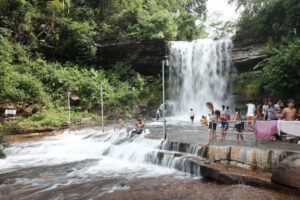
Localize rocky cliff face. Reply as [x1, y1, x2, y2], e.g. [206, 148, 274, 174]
[98, 39, 166, 75]
[232, 42, 267, 73]
[97, 39, 267, 75]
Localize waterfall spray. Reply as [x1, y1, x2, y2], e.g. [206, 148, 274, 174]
[168, 39, 233, 116]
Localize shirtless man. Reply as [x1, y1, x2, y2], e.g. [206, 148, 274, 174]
[275, 99, 297, 121]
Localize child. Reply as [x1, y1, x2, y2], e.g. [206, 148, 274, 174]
[234, 108, 243, 141]
[189, 108, 195, 126]
[241, 112, 247, 130]
[201, 116, 208, 126]
[220, 114, 228, 141]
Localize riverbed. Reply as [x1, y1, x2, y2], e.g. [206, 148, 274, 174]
[0, 128, 298, 200]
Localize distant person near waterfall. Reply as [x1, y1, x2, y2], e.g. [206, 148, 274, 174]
[156, 109, 160, 122]
[189, 108, 195, 126]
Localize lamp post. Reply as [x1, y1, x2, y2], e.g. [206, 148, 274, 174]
[67, 91, 71, 133]
[101, 80, 104, 133]
[162, 56, 169, 140]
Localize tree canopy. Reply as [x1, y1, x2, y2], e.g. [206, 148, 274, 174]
[230, 0, 300, 42]
[0, 0, 207, 63]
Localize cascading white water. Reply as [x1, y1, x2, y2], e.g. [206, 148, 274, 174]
[168, 39, 233, 116]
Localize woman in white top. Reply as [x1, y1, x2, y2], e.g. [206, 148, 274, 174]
[206, 102, 217, 145]
[189, 108, 195, 126]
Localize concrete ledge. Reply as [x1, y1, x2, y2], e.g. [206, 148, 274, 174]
[159, 140, 300, 171]
[148, 151, 300, 196]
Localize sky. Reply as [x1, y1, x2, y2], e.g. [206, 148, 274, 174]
[206, 0, 240, 21]
[203, 0, 241, 38]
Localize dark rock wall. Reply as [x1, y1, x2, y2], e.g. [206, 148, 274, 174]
[98, 39, 167, 75]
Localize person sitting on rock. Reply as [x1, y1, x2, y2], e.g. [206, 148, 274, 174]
[129, 119, 144, 137]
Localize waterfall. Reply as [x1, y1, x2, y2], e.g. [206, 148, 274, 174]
[168, 39, 233, 116]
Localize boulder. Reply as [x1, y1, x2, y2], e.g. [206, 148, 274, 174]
[23, 104, 40, 116]
[81, 117, 92, 124]
[271, 154, 300, 189]
[132, 101, 141, 115]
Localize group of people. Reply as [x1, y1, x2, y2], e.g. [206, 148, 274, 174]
[204, 102, 246, 144]
[188, 103, 246, 144]
[201, 99, 299, 144]
[260, 99, 299, 121]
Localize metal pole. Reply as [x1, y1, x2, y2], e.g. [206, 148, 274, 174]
[68, 91, 71, 133]
[101, 80, 104, 133]
[162, 60, 166, 140]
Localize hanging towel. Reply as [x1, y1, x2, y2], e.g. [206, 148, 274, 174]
[277, 121, 300, 137]
[254, 120, 278, 140]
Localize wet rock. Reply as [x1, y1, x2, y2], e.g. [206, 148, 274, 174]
[23, 104, 40, 116]
[98, 39, 165, 75]
[81, 117, 92, 124]
[61, 122, 70, 128]
[132, 102, 141, 115]
[271, 154, 300, 189]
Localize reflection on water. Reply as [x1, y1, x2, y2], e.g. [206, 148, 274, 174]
[0, 128, 297, 200]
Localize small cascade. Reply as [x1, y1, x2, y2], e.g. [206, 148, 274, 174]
[0, 129, 208, 180]
[145, 151, 202, 177]
[159, 140, 207, 157]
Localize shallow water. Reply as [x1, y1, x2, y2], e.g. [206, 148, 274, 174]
[0, 128, 297, 200]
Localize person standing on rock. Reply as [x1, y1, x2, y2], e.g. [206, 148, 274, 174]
[267, 100, 277, 121]
[206, 102, 217, 145]
[220, 113, 228, 141]
[245, 102, 256, 131]
[234, 108, 244, 141]
[263, 101, 269, 121]
[189, 108, 195, 126]
[156, 109, 160, 122]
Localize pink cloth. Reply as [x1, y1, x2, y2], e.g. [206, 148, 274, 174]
[277, 121, 300, 137]
[254, 120, 278, 140]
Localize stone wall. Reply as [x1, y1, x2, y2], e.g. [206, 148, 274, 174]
[160, 140, 300, 172]
[207, 142, 300, 171]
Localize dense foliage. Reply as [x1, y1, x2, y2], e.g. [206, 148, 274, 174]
[233, 34, 300, 98]
[0, 33, 161, 130]
[0, 0, 208, 132]
[0, 0, 207, 63]
[230, 0, 300, 42]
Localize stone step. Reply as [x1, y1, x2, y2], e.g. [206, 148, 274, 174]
[147, 150, 300, 196]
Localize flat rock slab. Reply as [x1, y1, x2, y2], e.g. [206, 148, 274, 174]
[271, 154, 300, 189]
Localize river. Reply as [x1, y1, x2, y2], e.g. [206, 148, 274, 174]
[0, 128, 297, 200]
